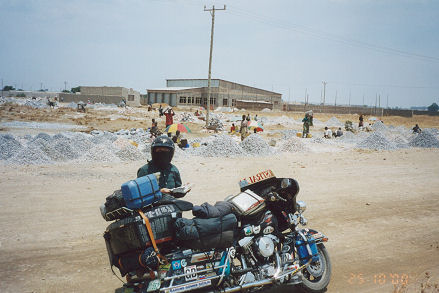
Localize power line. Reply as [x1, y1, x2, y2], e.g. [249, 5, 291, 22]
[226, 5, 439, 62]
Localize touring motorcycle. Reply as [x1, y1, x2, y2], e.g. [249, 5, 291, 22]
[101, 170, 331, 293]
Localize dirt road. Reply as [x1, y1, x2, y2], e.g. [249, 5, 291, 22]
[0, 149, 438, 292]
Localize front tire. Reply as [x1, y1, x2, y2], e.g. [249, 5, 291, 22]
[299, 244, 331, 293]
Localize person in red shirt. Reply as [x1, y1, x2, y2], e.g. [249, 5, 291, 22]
[164, 108, 175, 128]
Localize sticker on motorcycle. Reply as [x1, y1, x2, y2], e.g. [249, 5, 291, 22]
[181, 259, 187, 268]
[172, 260, 181, 270]
[240, 170, 275, 187]
[168, 279, 211, 293]
[147, 279, 161, 292]
[184, 265, 197, 281]
[263, 226, 274, 234]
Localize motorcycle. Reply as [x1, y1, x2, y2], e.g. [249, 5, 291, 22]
[103, 170, 331, 293]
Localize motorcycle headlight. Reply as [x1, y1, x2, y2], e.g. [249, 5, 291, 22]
[281, 178, 291, 189]
[296, 200, 307, 213]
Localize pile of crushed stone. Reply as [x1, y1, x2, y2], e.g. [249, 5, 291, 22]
[192, 135, 243, 157]
[0, 134, 23, 160]
[277, 137, 307, 152]
[408, 132, 439, 148]
[207, 114, 224, 131]
[1, 96, 49, 109]
[1, 130, 152, 165]
[356, 132, 396, 150]
[281, 129, 298, 140]
[241, 134, 273, 156]
[325, 117, 343, 127]
[371, 121, 388, 132]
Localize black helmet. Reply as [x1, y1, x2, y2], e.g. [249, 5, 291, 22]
[151, 135, 175, 169]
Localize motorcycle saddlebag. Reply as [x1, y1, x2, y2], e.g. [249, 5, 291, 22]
[121, 174, 162, 209]
[174, 213, 237, 250]
[105, 204, 181, 256]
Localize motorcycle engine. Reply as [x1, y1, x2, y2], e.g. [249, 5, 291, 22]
[255, 236, 275, 258]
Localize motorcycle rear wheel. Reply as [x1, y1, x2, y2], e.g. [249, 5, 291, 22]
[299, 244, 331, 293]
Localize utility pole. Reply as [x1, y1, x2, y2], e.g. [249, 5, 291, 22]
[64, 81, 67, 91]
[335, 90, 337, 107]
[362, 94, 364, 106]
[375, 94, 378, 116]
[322, 81, 327, 105]
[204, 5, 226, 127]
[386, 94, 389, 109]
[1, 78, 3, 97]
[348, 90, 351, 114]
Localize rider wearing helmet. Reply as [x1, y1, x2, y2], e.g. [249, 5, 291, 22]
[137, 135, 182, 195]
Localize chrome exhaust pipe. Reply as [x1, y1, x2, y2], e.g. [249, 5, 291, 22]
[215, 278, 274, 293]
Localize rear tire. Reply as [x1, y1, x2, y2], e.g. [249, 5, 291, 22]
[299, 244, 331, 293]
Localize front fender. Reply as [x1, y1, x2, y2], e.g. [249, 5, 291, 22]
[305, 228, 329, 244]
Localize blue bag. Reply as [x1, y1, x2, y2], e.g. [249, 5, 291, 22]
[121, 174, 162, 209]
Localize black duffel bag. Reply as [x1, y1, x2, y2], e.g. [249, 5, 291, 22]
[174, 213, 237, 249]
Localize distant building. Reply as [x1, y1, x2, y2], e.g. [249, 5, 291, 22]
[146, 79, 282, 109]
[59, 86, 141, 107]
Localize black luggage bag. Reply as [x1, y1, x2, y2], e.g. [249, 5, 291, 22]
[174, 213, 238, 250]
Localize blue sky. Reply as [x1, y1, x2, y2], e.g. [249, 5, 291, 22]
[1, 0, 438, 108]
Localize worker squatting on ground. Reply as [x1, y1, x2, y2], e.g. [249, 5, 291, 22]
[413, 124, 422, 134]
[324, 127, 332, 139]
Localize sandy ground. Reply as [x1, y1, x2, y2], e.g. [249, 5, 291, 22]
[0, 149, 438, 293]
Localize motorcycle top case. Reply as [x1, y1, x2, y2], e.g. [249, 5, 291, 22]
[121, 174, 162, 209]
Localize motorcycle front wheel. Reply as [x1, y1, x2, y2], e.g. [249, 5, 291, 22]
[299, 244, 331, 293]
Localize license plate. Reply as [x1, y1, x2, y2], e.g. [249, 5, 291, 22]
[147, 279, 161, 292]
[184, 265, 197, 281]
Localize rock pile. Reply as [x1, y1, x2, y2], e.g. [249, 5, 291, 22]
[195, 135, 243, 157]
[408, 132, 439, 148]
[0, 134, 23, 160]
[371, 121, 388, 132]
[207, 114, 224, 131]
[278, 137, 307, 152]
[325, 117, 343, 127]
[241, 134, 273, 156]
[357, 132, 396, 150]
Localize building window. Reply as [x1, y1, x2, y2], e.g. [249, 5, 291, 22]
[223, 99, 228, 106]
[232, 99, 236, 106]
[210, 97, 216, 105]
[188, 97, 194, 104]
[128, 95, 134, 101]
[196, 97, 201, 104]
[179, 96, 187, 104]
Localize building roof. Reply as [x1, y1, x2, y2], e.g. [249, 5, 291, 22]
[166, 78, 282, 95]
[236, 99, 273, 104]
[147, 87, 202, 91]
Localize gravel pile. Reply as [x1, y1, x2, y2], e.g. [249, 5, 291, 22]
[0, 97, 49, 109]
[261, 108, 272, 112]
[241, 134, 273, 156]
[338, 131, 356, 142]
[391, 136, 409, 149]
[115, 145, 145, 161]
[178, 113, 195, 122]
[0, 134, 23, 160]
[408, 132, 439, 148]
[195, 135, 244, 157]
[325, 117, 343, 127]
[207, 114, 224, 131]
[371, 121, 388, 132]
[278, 137, 307, 152]
[281, 129, 298, 140]
[357, 132, 396, 150]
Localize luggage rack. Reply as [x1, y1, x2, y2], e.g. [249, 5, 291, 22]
[105, 207, 134, 221]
